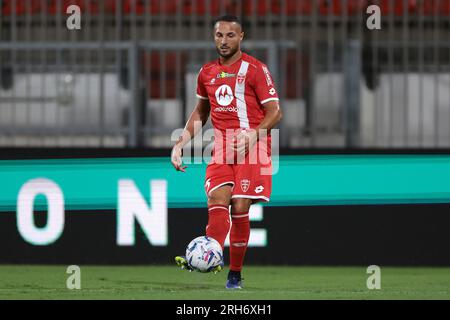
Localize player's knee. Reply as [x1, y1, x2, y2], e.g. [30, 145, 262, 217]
[207, 185, 232, 207]
[231, 198, 252, 214]
[207, 195, 230, 207]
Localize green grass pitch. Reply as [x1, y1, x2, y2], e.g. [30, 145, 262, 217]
[0, 265, 449, 300]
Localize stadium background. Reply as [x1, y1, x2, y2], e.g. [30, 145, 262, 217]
[1, 0, 450, 299]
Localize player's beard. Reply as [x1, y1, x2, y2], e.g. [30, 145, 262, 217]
[217, 45, 239, 59]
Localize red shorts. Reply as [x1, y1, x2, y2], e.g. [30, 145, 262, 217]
[204, 160, 272, 203]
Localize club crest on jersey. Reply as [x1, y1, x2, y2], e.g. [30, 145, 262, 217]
[237, 73, 246, 85]
[240, 179, 250, 193]
[217, 71, 236, 79]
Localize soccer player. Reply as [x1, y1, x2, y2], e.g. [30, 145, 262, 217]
[171, 15, 282, 289]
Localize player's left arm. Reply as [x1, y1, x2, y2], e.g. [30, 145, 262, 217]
[234, 100, 282, 155]
[256, 100, 283, 136]
[234, 63, 283, 155]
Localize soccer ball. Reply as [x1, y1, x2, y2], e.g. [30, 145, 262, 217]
[185, 236, 224, 273]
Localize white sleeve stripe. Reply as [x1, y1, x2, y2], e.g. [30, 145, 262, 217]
[260, 97, 280, 105]
[196, 94, 209, 100]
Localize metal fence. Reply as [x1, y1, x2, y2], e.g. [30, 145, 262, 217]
[0, 0, 449, 148]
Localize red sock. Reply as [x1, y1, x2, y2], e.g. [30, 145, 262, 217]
[205, 205, 230, 249]
[229, 212, 250, 272]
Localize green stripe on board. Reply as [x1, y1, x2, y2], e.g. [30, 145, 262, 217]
[1, 155, 449, 211]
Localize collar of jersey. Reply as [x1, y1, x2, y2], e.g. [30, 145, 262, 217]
[218, 52, 244, 68]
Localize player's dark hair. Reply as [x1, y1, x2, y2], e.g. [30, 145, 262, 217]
[213, 15, 242, 29]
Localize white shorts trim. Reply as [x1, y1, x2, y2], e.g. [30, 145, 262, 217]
[196, 94, 209, 100]
[260, 97, 279, 105]
[207, 181, 235, 197]
[231, 195, 270, 202]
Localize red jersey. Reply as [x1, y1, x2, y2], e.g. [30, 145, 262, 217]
[196, 52, 279, 132]
[196, 53, 279, 164]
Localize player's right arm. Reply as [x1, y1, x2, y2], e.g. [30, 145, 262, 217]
[171, 98, 210, 172]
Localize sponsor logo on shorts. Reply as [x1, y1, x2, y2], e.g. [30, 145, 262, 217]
[255, 185, 264, 193]
[205, 178, 211, 192]
[240, 179, 250, 193]
[269, 88, 276, 96]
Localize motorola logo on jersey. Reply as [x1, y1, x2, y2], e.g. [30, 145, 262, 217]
[215, 85, 234, 106]
[213, 106, 238, 113]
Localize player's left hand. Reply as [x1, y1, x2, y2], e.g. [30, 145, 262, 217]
[232, 129, 258, 156]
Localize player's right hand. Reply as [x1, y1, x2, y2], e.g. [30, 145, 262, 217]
[171, 145, 187, 172]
